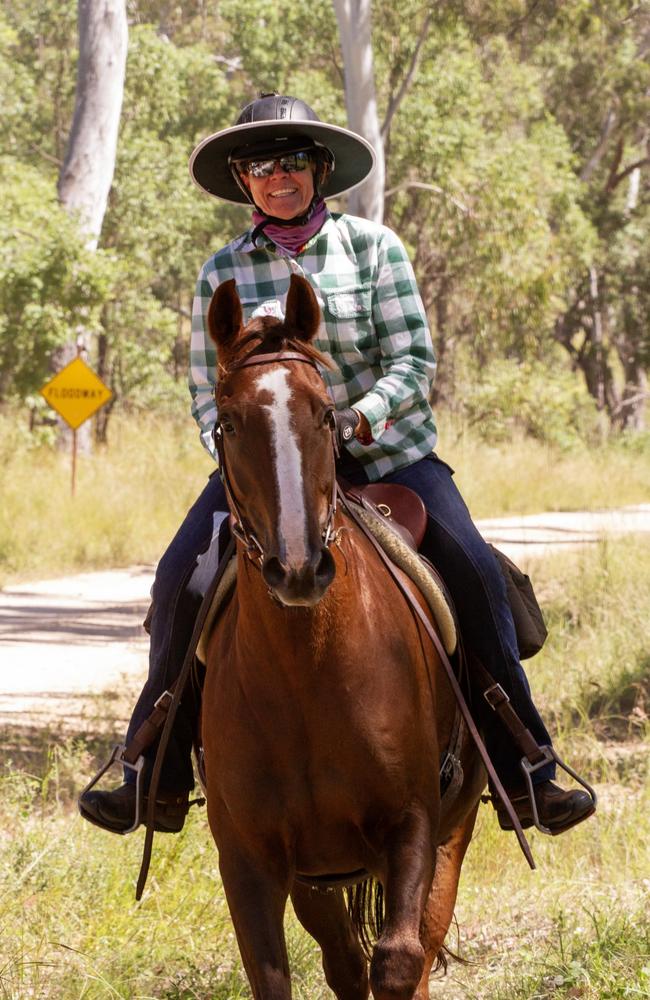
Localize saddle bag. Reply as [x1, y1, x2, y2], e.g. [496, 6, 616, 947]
[490, 546, 548, 659]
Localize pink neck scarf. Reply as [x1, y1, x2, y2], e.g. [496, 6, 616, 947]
[251, 198, 328, 255]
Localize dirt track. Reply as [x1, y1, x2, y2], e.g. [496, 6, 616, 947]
[1, 505, 649, 730]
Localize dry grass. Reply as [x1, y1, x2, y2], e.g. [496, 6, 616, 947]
[1, 539, 649, 998]
[0, 412, 213, 586]
[1, 409, 649, 586]
[442, 423, 650, 518]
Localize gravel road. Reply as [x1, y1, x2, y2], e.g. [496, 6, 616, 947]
[1, 505, 649, 729]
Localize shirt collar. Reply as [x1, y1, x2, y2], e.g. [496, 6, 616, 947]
[233, 208, 334, 255]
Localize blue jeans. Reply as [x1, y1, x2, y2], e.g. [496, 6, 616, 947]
[127, 454, 555, 790]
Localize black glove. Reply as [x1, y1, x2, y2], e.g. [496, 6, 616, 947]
[331, 407, 360, 449]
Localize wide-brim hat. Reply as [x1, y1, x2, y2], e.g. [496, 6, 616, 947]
[189, 118, 376, 204]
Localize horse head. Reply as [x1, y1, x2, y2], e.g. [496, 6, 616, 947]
[208, 274, 337, 607]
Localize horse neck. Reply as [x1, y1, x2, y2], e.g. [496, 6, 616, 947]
[236, 549, 337, 638]
[232, 533, 361, 678]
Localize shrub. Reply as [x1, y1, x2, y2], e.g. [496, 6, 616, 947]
[461, 356, 601, 447]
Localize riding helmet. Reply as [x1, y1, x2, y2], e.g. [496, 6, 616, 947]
[189, 92, 376, 204]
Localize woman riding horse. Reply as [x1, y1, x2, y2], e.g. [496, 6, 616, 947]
[79, 91, 594, 839]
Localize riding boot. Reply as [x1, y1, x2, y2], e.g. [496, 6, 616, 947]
[495, 780, 595, 834]
[79, 783, 191, 834]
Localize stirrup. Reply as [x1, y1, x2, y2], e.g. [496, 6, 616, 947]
[520, 745, 598, 835]
[79, 744, 145, 836]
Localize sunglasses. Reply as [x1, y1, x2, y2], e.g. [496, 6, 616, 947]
[235, 151, 314, 178]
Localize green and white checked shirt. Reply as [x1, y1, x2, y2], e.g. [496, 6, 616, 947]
[189, 211, 438, 482]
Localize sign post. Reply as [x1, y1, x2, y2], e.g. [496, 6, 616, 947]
[40, 357, 113, 495]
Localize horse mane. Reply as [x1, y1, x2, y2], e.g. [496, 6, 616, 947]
[218, 316, 333, 378]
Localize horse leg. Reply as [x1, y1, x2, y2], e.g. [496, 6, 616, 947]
[290, 882, 370, 999]
[413, 805, 479, 1000]
[218, 845, 292, 1000]
[370, 809, 436, 1000]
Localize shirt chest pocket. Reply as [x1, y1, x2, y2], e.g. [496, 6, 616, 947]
[323, 285, 375, 355]
[326, 285, 372, 319]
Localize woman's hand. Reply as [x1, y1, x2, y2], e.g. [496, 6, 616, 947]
[332, 408, 372, 447]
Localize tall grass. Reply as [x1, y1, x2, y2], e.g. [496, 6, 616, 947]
[1, 409, 649, 585]
[429, 536, 650, 998]
[0, 412, 213, 586]
[442, 422, 650, 518]
[525, 536, 650, 757]
[1, 539, 649, 998]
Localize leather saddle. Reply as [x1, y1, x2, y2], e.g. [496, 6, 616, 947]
[340, 481, 427, 550]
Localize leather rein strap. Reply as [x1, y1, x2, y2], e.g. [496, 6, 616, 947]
[135, 535, 236, 901]
[338, 489, 537, 870]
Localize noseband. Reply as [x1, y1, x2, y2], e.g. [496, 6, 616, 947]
[213, 348, 339, 568]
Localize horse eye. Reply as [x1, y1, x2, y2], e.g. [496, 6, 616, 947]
[220, 419, 235, 434]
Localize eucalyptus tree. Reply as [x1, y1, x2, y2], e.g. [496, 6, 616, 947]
[58, 0, 128, 250]
[4, 0, 649, 440]
[536, 1, 650, 430]
[0, 5, 110, 404]
[332, 0, 385, 221]
[372, 3, 596, 417]
[454, 0, 650, 429]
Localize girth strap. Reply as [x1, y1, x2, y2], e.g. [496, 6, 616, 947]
[339, 489, 537, 870]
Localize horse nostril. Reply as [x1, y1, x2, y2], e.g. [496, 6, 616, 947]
[314, 547, 336, 587]
[261, 555, 286, 590]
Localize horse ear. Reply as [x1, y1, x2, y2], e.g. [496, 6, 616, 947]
[207, 279, 243, 355]
[284, 275, 321, 343]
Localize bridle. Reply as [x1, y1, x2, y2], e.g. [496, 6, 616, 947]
[213, 347, 339, 567]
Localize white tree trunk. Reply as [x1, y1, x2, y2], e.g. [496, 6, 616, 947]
[626, 165, 640, 212]
[58, 0, 128, 250]
[332, 0, 385, 223]
[55, 0, 127, 452]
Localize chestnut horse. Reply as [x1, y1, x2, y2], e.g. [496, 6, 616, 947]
[202, 274, 484, 1000]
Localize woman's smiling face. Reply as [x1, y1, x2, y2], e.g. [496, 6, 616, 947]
[242, 158, 315, 219]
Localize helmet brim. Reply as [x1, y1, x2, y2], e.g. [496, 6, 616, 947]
[189, 120, 376, 203]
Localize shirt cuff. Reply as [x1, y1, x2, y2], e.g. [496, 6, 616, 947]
[353, 392, 390, 442]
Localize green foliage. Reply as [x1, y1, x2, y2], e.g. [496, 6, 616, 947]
[381, 12, 597, 382]
[1, 0, 649, 436]
[461, 356, 601, 447]
[0, 0, 78, 162]
[217, 0, 340, 101]
[0, 158, 111, 400]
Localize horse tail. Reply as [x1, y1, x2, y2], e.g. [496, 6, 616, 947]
[344, 877, 384, 959]
[345, 880, 456, 973]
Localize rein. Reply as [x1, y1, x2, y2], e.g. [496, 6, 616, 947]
[213, 348, 339, 572]
[338, 492, 537, 871]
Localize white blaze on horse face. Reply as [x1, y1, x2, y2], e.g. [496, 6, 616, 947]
[256, 368, 307, 568]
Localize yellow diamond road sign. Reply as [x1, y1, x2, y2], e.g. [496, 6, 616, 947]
[40, 357, 113, 430]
